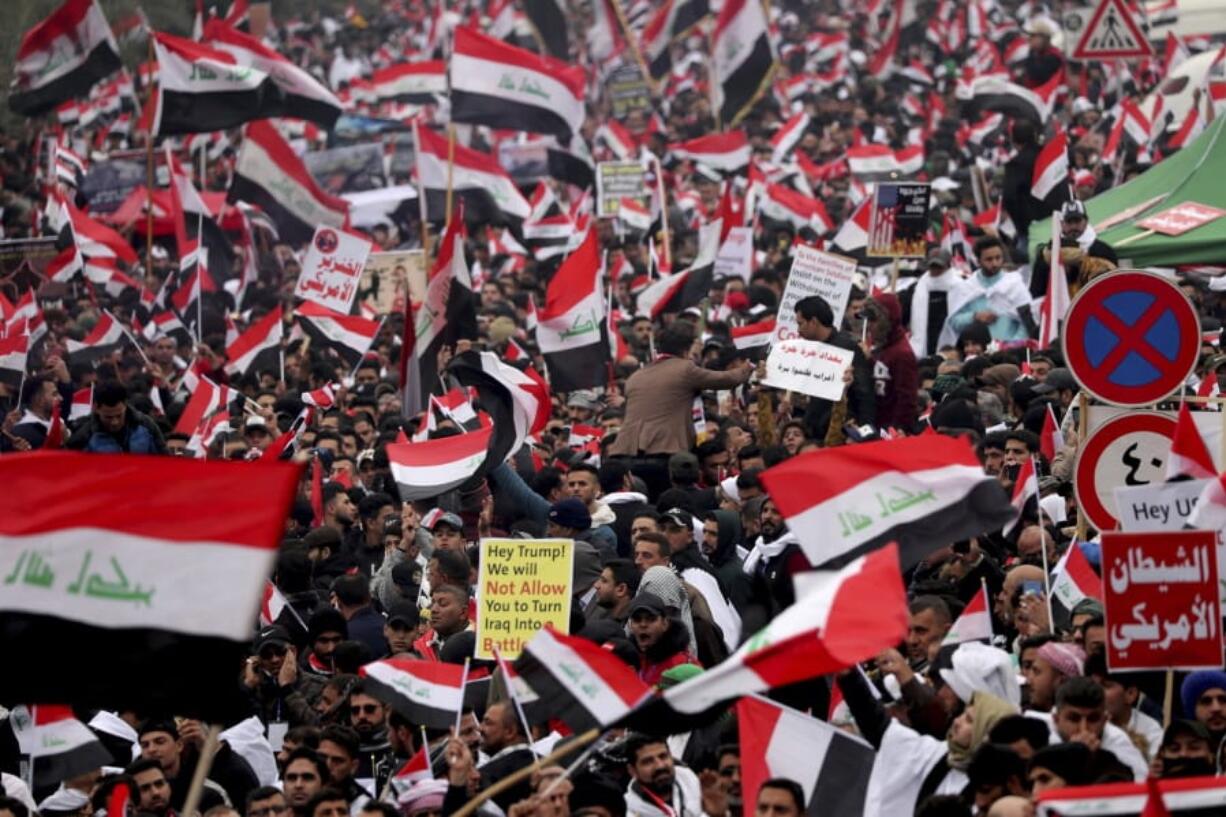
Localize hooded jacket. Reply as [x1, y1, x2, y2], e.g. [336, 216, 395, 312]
[708, 510, 754, 613]
[871, 293, 919, 432]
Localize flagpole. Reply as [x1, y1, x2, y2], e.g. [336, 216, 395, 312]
[981, 576, 993, 640]
[411, 119, 432, 259]
[444, 125, 456, 233]
[350, 316, 388, 382]
[493, 648, 540, 759]
[652, 156, 671, 270]
[145, 34, 155, 279]
[539, 733, 604, 797]
[181, 724, 222, 817]
[1035, 457, 1055, 634]
[454, 657, 470, 734]
[197, 146, 206, 347]
[450, 728, 601, 817]
[279, 349, 285, 387]
[419, 726, 432, 776]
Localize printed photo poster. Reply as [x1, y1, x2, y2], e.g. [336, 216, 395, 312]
[867, 182, 930, 257]
[359, 250, 426, 316]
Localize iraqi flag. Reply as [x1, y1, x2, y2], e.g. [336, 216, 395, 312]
[845, 145, 924, 178]
[1050, 542, 1102, 618]
[69, 386, 93, 422]
[641, 0, 709, 81]
[669, 132, 751, 174]
[1003, 456, 1038, 538]
[393, 746, 433, 785]
[1034, 774, 1226, 816]
[969, 71, 1060, 124]
[202, 18, 342, 129]
[229, 120, 349, 246]
[8, 0, 122, 117]
[941, 583, 992, 645]
[0, 453, 301, 721]
[1040, 403, 1064, 462]
[450, 26, 586, 143]
[515, 626, 652, 732]
[0, 333, 29, 390]
[224, 307, 282, 377]
[624, 544, 907, 731]
[536, 231, 608, 392]
[759, 434, 1015, 569]
[415, 124, 531, 227]
[371, 61, 447, 104]
[1031, 126, 1069, 203]
[1037, 214, 1071, 348]
[360, 658, 466, 730]
[1167, 402, 1216, 480]
[709, 0, 775, 127]
[18, 705, 113, 789]
[770, 112, 809, 163]
[832, 197, 872, 253]
[736, 696, 874, 817]
[759, 182, 833, 233]
[731, 318, 775, 350]
[296, 301, 380, 371]
[412, 213, 478, 398]
[173, 375, 238, 437]
[65, 311, 129, 366]
[446, 350, 551, 467]
[387, 424, 493, 501]
[152, 31, 280, 136]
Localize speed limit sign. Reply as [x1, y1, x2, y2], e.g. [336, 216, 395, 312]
[1074, 412, 1177, 533]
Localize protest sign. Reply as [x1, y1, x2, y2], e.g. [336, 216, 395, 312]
[304, 143, 387, 195]
[606, 63, 653, 121]
[596, 161, 648, 218]
[476, 538, 574, 660]
[762, 338, 854, 401]
[714, 226, 754, 282]
[359, 250, 426, 316]
[867, 182, 930, 257]
[1113, 480, 1209, 532]
[1102, 529, 1222, 672]
[294, 226, 375, 314]
[498, 141, 550, 183]
[78, 159, 146, 214]
[1136, 202, 1225, 236]
[772, 246, 857, 343]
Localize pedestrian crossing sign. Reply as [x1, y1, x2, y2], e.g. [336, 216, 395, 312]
[1072, 0, 1152, 59]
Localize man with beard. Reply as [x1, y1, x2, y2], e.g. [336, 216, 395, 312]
[1180, 670, 1226, 757]
[742, 498, 809, 627]
[476, 701, 535, 813]
[591, 558, 639, 625]
[627, 593, 697, 685]
[345, 682, 392, 784]
[623, 734, 705, 817]
[317, 725, 372, 813]
[127, 759, 174, 817]
[715, 745, 741, 817]
[282, 749, 327, 817]
[661, 508, 740, 652]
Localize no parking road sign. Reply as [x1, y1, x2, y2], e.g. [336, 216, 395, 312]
[1064, 271, 1200, 407]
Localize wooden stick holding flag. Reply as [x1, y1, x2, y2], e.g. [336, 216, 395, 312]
[652, 156, 671, 269]
[445, 124, 456, 231]
[451, 728, 601, 817]
[181, 724, 222, 817]
[145, 34, 155, 276]
[411, 119, 432, 258]
[1035, 456, 1055, 634]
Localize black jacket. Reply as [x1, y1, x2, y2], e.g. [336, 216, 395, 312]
[802, 329, 876, 440]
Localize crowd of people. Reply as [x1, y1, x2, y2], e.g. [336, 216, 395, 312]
[2, 0, 1226, 816]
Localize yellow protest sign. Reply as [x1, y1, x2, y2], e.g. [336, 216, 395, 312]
[475, 538, 574, 660]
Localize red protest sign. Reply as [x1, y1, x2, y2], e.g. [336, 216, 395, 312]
[1136, 202, 1226, 236]
[1102, 530, 1222, 672]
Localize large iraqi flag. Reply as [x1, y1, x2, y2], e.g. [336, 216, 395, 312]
[8, 0, 122, 117]
[387, 425, 493, 501]
[759, 434, 1014, 568]
[536, 230, 608, 392]
[623, 544, 908, 733]
[449, 26, 586, 143]
[360, 658, 466, 730]
[709, 0, 776, 127]
[0, 453, 301, 721]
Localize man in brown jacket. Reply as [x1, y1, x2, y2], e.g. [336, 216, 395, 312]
[608, 321, 753, 498]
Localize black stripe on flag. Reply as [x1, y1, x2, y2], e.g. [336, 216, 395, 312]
[228, 173, 316, 246]
[718, 36, 775, 127]
[9, 43, 121, 117]
[451, 90, 578, 147]
[521, 0, 570, 59]
[808, 735, 874, 817]
[543, 343, 609, 393]
[0, 615, 258, 721]
[158, 86, 279, 136]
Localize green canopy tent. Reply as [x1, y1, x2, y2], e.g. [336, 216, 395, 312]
[1029, 116, 1226, 267]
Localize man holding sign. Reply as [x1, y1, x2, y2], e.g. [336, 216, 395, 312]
[791, 296, 875, 442]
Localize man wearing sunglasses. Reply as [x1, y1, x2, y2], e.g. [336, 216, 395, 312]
[242, 625, 316, 728]
[345, 681, 393, 788]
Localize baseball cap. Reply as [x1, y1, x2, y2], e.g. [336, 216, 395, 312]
[1060, 199, 1088, 221]
[925, 249, 952, 269]
[254, 624, 291, 650]
[1032, 368, 1077, 394]
[385, 600, 420, 629]
[423, 509, 464, 531]
[391, 561, 420, 590]
[662, 507, 694, 529]
[567, 390, 603, 410]
[627, 593, 668, 618]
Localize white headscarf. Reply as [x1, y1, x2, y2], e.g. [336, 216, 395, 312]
[636, 566, 697, 654]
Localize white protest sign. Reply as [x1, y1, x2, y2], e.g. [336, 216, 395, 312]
[294, 225, 375, 314]
[773, 247, 857, 343]
[1113, 479, 1208, 532]
[762, 338, 853, 401]
[714, 226, 754, 283]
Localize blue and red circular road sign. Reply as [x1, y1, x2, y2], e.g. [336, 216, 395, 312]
[1063, 270, 1200, 407]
